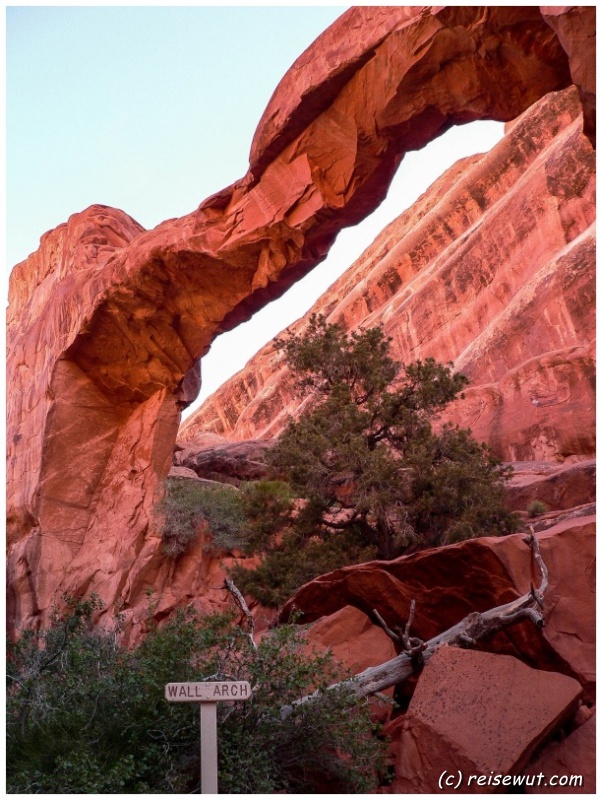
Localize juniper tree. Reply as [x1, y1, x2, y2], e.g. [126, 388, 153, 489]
[232, 315, 517, 604]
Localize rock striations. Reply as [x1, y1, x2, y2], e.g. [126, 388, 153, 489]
[5, 6, 596, 791]
[180, 86, 595, 466]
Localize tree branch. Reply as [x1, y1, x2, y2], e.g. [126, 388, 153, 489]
[320, 512, 359, 531]
[223, 579, 257, 651]
[372, 609, 401, 644]
[373, 599, 427, 666]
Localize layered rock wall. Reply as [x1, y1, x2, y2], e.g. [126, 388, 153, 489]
[6, 6, 595, 633]
[180, 87, 595, 465]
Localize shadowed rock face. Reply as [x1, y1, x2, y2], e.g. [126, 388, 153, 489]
[6, 6, 595, 633]
[281, 519, 596, 700]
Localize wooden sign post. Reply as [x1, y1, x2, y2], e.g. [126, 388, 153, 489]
[165, 681, 252, 793]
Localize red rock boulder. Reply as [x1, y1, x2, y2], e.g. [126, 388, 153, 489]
[305, 604, 397, 676]
[173, 438, 274, 485]
[389, 646, 582, 793]
[524, 712, 596, 794]
[282, 520, 595, 700]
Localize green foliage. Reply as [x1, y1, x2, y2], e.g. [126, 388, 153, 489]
[160, 478, 246, 557]
[230, 528, 376, 607]
[239, 480, 293, 554]
[7, 597, 385, 794]
[217, 619, 386, 793]
[195, 483, 247, 552]
[527, 499, 548, 518]
[406, 425, 516, 546]
[160, 478, 205, 557]
[233, 315, 518, 603]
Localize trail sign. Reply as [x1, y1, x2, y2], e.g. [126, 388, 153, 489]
[165, 681, 252, 793]
[165, 681, 251, 702]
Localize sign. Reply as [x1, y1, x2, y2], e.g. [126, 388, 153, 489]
[165, 681, 252, 794]
[165, 681, 251, 702]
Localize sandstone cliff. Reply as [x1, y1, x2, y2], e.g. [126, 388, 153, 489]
[6, 6, 596, 791]
[180, 87, 595, 466]
[6, 6, 594, 640]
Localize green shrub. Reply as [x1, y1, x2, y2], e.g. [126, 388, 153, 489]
[194, 483, 247, 552]
[160, 478, 205, 557]
[7, 597, 386, 793]
[527, 499, 548, 518]
[239, 479, 293, 553]
[230, 527, 376, 607]
[159, 478, 246, 557]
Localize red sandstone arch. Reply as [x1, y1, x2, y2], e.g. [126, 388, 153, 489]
[6, 6, 595, 631]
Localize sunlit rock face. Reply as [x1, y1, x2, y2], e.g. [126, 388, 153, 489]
[6, 6, 595, 634]
[390, 646, 582, 793]
[180, 87, 595, 467]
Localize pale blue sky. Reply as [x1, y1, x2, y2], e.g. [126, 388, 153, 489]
[7, 5, 345, 267]
[6, 5, 504, 416]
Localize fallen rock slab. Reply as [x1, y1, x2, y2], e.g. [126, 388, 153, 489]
[282, 521, 595, 699]
[392, 646, 582, 793]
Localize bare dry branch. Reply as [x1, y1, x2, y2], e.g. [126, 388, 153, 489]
[372, 609, 401, 643]
[373, 599, 427, 667]
[223, 578, 257, 651]
[403, 599, 416, 641]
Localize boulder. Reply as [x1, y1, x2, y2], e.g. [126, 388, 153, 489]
[168, 466, 202, 481]
[305, 605, 397, 675]
[282, 521, 595, 699]
[173, 439, 274, 484]
[391, 646, 582, 793]
[523, 712, 596, 794]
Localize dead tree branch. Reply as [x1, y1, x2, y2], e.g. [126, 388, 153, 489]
[373, 599, 427, 666]
[372, 608, 401, 643]
[223, 578, 257, 651]
[281, 531, 547, 718]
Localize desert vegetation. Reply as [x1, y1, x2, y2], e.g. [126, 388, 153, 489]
[7, 596, 386, 793]
[233, 318, 517, 603]
[160, 317, 518, 605]
[527, 499, 548, 518]
[160, 480, 246, 557]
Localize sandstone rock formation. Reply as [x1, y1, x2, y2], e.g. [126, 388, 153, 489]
[6, 7, 595, 639]
[281, 522, 596, 701]
[524, 712, 596, 794]
[505, 459, 595, 514]
[180, 86, 595, 468]
[389, 646, 582, 793]
[541, 6, 596, 144]
[304, 604, 397, 676]
[173, 438, 273, 485]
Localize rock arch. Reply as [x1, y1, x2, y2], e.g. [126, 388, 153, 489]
[6, 6, 595, 631]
